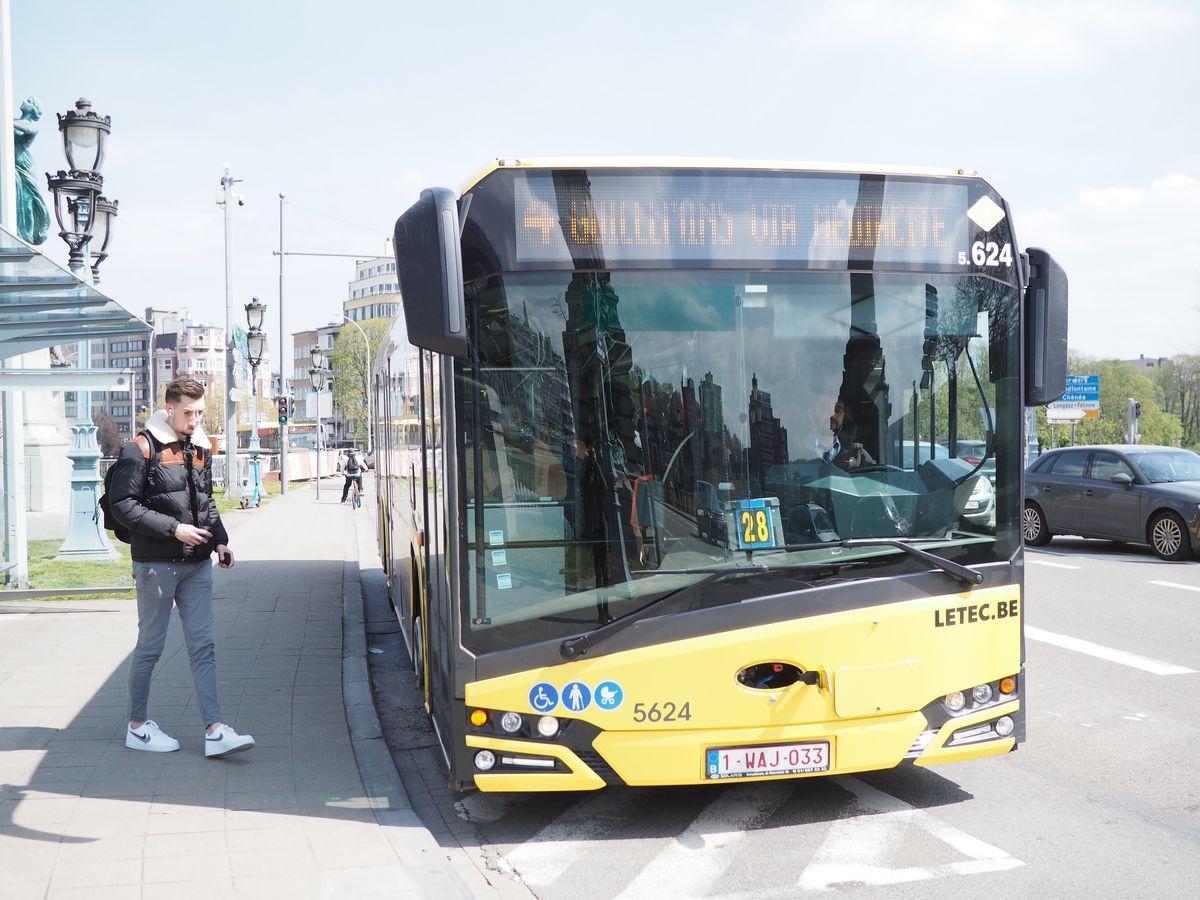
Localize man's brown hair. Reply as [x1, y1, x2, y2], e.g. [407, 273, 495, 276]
[164, 377, 206, 404]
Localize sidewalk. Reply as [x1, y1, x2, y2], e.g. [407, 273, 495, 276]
[0, 479, 468, 899]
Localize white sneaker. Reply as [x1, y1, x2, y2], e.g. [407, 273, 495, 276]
[126, 720, 180, 752]
[204, 724, 255, 758]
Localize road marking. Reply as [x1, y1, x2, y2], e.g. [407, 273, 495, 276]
[1027, 558, 1080, 570]
[798, 776, 1022, 890]
[504, 790, 633, 888]
[1149, 580, 1200, 594]
[615, 783, 792, 899]
[1026, 626, 1198, 676]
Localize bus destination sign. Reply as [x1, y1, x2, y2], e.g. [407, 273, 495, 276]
[513, 171, 974, 268]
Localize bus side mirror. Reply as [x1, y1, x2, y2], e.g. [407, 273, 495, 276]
[393, 187, 467, 356]
[1023, 247, 1068, 406]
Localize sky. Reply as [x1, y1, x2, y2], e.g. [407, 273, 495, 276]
[11, 0, 1200, 363]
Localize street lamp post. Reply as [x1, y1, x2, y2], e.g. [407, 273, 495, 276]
[49, 98, 116, 562]
[244, 297, 266, 508]
[340, 315, 373, 455]
[309, 346, 330, 501]
[216, 163, 244, 500]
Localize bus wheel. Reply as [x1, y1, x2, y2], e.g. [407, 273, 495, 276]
[1149, 511, 1191, 561]
[1023, 502, 1051, 546]
[412, 614, 425, 690]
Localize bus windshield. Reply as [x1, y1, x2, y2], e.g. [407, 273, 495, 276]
[459, 270, 1020, 653]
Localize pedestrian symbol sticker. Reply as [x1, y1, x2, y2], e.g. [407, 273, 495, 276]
[563, 681, 591, 712]
[595, 681, 623, 710]
[529, 682, 558, 713]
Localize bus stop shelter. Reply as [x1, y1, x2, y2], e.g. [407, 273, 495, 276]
[0, 223, 148, 582]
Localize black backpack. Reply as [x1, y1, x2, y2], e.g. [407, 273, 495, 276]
[345, 455, 362, 474]
[99, 430, 156, 543]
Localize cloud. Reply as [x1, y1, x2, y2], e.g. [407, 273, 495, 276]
[801, 0, 1195, 71]
[1018, 173, 1200, 357]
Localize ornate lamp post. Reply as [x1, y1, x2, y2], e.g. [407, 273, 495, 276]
[50, 99, 115, 561]
[243, 298, 266, 508]
[88, 196, 118, 283]
[45, 98, 110, 275]
[309, 347, 330, 500]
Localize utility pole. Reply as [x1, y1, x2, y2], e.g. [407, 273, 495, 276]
[277, 193, 288, 493]
[0, 0, 28, 582]
[218, 164, 243, 499]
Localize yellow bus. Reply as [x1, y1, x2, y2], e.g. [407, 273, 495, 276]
[374, 159, 1068, 791]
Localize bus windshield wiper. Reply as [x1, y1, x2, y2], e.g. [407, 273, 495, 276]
[774, 538, 985, 586]
[558, 561, 861, 661]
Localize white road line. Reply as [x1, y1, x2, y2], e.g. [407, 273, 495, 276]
[1027, 558, 1080, 570]
[614, 783, 791, 899]
[504, 790, 633, 888]
[798, 776, 1022, 891]
[1026, 626, 1198, 676]
[1149, 580, 1200, 594]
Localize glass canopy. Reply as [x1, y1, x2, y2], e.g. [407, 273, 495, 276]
[0, 224, 147, 359]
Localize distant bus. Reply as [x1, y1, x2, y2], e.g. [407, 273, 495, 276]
[374, 159, 1067, 791]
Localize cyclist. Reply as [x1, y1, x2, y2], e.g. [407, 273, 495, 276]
[340, 449, 364, 505]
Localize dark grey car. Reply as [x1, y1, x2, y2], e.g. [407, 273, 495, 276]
[1024, 445, 1200, 560]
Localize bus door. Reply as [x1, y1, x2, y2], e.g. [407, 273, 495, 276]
[420, 350, 454, 749]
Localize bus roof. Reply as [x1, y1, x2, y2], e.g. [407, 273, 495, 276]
[460, 157, 996, 195]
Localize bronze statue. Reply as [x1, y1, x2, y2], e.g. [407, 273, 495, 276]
[13, 97, 50, 244]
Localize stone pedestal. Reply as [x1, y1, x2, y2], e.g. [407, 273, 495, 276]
[55, 422, 116, 561]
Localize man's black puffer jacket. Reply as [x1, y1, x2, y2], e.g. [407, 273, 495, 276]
[108, 414, 229, 563]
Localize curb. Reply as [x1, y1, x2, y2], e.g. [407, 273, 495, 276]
[341, 522, 479, 898]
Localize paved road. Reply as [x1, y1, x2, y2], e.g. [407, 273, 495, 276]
[370, 530, 1200, 898]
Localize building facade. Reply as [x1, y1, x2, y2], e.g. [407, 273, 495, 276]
[345, 246, 400, 323]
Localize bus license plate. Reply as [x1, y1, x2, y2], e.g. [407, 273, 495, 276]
[706, 741, 830, 779]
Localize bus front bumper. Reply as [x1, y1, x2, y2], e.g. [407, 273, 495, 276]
[469, 699, 1019, 792]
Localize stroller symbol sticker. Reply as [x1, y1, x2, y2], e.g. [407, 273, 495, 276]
[595, 681, 623, 710]
[529, 683, 558, 713]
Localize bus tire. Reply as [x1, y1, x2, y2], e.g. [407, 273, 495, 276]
[1148, 510, 1191, 561]
[1023, 502, 1051, 546]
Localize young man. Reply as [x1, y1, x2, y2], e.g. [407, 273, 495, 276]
[108, 377, 254, 758]
[340, 448, 363, 504]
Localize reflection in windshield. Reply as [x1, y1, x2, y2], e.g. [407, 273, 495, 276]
[460, 271, 1019, 650]
[1132, 450, 1200, 483]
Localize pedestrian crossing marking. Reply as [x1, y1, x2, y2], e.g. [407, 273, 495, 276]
[797, 776, 1022, 890]
[614, 783, 792, 899]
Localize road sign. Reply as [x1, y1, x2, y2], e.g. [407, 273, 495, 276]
[1049, 374, 1100, 419]
[1047, 408, 1085, 424]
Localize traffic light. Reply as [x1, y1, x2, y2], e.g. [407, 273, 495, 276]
[277, 396, 288, 425]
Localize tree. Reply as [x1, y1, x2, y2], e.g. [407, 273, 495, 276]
[1036, 355, 1182, 449]
[331, 319, 391, 447]
[1155, 355, 1200, 450]
[92, 411, 122, 457]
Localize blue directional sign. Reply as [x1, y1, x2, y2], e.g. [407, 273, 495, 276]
[1051, 374, 1100, 417]
[1061, 374, 1099, 403]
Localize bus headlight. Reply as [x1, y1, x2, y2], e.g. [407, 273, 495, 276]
[500, 712, 524, 734]
[537, 716, 560, 738]
[993, 715, 1015, 737]
[943, 691, 967, 713]
[972, 684, 993, 704]
[474, 750, 496, 771]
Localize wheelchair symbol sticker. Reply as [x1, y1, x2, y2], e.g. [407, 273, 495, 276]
[529, 682, 558, 713]
[595, 681, 623, 710]
[563, 681, 591, 712]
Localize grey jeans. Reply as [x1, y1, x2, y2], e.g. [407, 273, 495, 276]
[128, 560, 221, 727]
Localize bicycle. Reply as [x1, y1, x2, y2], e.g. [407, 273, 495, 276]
[350, 476, 362, 509]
